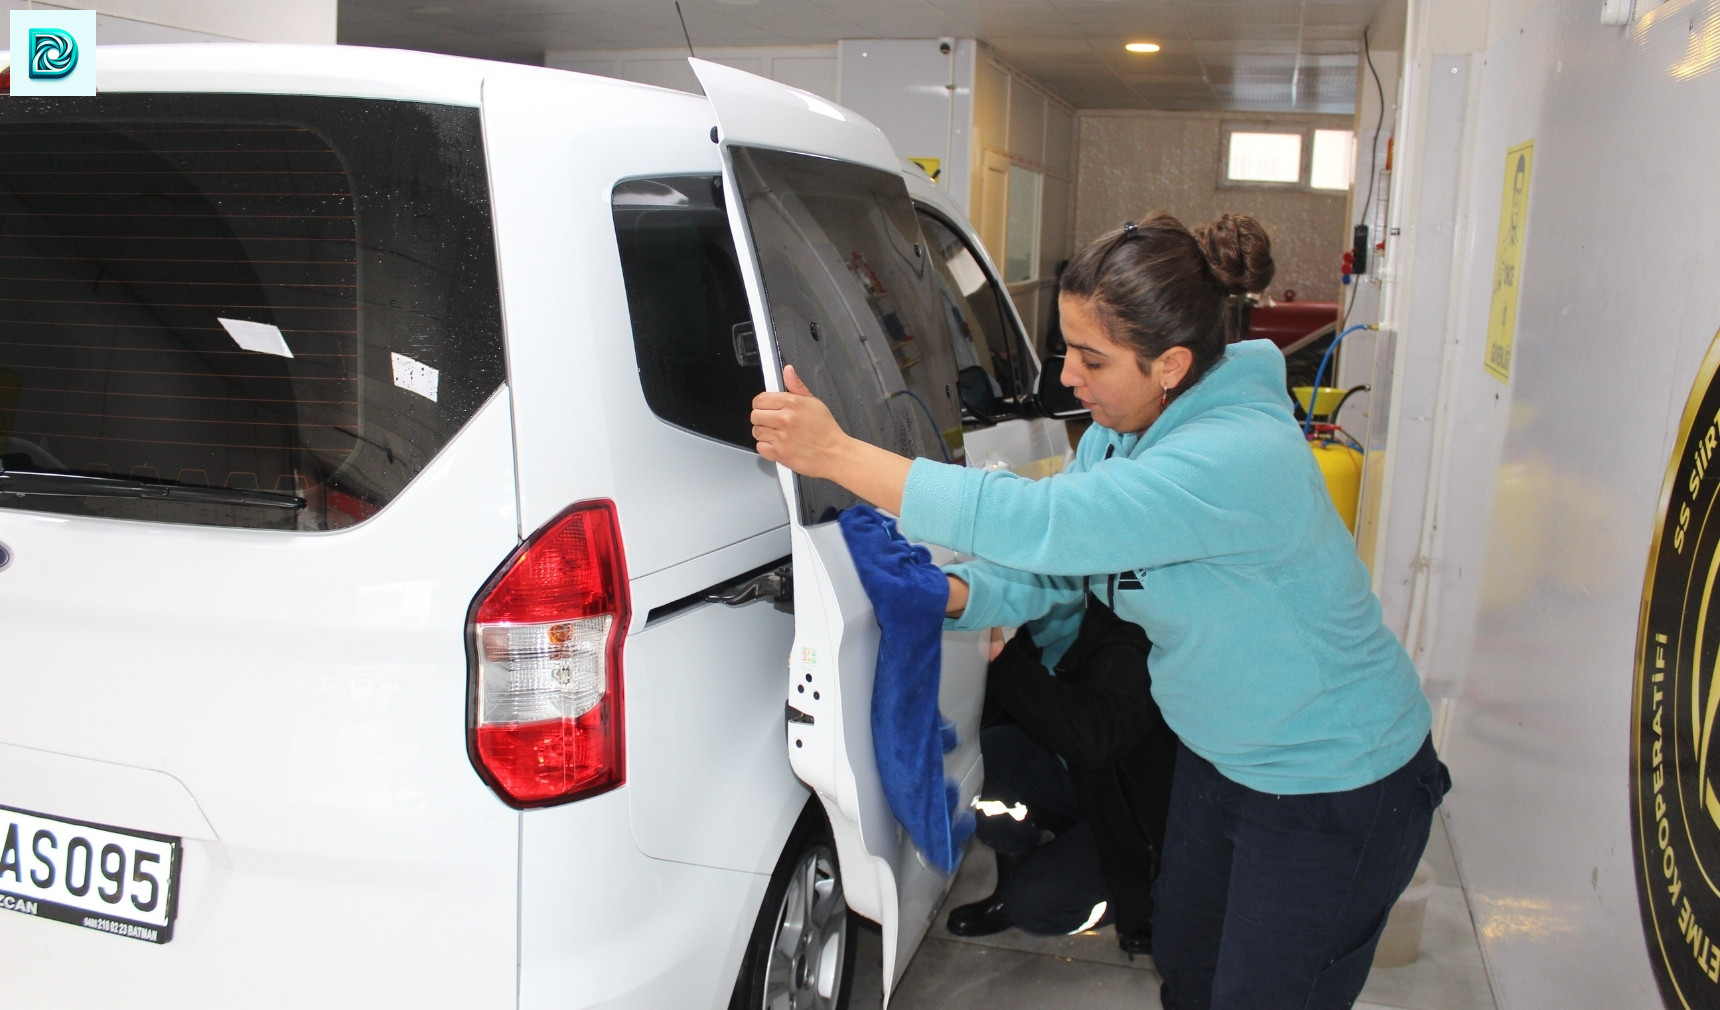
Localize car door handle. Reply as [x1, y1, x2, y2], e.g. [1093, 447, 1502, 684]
[706, 562, 793, 613]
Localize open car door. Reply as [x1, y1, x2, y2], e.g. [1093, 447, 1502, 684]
[691, 60, 989, 1003]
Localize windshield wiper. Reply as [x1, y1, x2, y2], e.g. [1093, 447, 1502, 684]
[0, 464, 306, 511]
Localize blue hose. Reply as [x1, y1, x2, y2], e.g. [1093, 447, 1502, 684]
[1302, 324, 1374, 438]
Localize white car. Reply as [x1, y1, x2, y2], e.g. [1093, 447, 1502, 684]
[0, 47, 1076, 1009]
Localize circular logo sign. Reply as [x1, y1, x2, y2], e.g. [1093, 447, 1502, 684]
[0, 540, 9, 572]
[1636, 330, 1720, 1008]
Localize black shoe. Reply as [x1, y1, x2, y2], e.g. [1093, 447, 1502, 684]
[1117, 928, 1152, 959]
[946, 892, 1014, 937]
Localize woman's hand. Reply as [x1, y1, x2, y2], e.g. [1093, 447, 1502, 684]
[751, 366, 850, 481]
[752, 365, 916, 515]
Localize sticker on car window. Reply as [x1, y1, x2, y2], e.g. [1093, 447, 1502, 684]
[391, 352, 440, 403]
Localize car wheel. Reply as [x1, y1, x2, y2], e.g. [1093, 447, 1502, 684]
[732, 807, 857, 1010]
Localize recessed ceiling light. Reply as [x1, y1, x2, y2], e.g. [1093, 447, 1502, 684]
[1125, 42, 1161, 53]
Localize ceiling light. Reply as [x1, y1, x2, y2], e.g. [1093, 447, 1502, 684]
[1125, 42, 1161, 53]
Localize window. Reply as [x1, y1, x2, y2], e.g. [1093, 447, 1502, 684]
[1004, 165, 1042, 283]
[1310, 129, 1356, 191]
[1227, 132, 1302, 184]
[729, 146, 964, 525]
[1221, 125, 1355, 191]
[916, 209, 1038, 421]
[612, 176, 760, 450]
[0, 94, 506, 531]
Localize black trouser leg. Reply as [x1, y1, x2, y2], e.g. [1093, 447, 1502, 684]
[970, 724, 1111, 935]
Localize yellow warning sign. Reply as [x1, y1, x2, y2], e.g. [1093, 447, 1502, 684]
[1485, 140, 1534, 383]
[906, 157, 941, 180]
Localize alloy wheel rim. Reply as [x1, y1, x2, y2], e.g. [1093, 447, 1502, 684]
[762, 843, 846, 1010]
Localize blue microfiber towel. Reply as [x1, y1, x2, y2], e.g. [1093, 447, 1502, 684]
[838, 504, 976, 874]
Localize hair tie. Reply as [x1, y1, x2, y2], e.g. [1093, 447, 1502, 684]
[1095, 221, 1142, 274]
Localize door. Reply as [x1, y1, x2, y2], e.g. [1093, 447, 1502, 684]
[690, 59, 989, 1003]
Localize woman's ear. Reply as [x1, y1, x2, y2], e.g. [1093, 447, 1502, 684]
[1160, 346, 1195, 389]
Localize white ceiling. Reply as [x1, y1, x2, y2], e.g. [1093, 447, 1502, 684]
[337, 0, 1383, 113]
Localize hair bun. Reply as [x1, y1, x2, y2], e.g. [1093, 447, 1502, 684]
[1192, 214, 1276, 295]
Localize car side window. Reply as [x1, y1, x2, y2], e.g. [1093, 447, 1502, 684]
[612, 176, 761, 451]
[728, 147, 964, 525]
[916, 210, 1039, 422]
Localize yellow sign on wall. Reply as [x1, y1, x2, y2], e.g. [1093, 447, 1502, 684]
[906, 157, 941, 180]
[1485, 140, 1534, 382]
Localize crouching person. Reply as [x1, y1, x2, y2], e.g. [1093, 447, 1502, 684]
[947, 592, 1176, 957]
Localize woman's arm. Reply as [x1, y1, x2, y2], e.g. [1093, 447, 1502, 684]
[757, 368, 1287, 578]
[945, 574, 969, 617]
[752, 365, 913, 515]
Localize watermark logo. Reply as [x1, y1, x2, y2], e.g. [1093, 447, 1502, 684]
[8, 10, 95, 96]
[27, 28, 76, 80]
[1635, 327, 1720, 1009]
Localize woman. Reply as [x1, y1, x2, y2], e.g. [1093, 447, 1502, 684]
[752, 212, 1447, 1009]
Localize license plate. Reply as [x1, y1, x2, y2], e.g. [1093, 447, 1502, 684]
[0, 804, 181, 944]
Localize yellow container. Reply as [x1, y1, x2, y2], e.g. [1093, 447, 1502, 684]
[1292, 385, 1347, 419]
[1311, 440, 1363, 532]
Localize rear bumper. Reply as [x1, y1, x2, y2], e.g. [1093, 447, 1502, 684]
[518, 788, 768, 1010]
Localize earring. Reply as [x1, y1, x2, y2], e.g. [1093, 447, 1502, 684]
[1160, 384, 1172, 408]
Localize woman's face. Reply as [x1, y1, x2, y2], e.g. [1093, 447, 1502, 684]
[1058, 294, 1185, 434]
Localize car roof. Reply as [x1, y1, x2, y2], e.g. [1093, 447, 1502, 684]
[88, 43, 709, 111]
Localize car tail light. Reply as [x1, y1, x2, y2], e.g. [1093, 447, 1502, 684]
[466, 500, 629, 807]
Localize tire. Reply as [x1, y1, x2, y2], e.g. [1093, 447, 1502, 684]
[731, 805, 858, 1010]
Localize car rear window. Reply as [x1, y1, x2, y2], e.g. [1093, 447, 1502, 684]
[728, 146, 965, 525]
[0, 94, 505, 531]
[612, 175, 760, 450]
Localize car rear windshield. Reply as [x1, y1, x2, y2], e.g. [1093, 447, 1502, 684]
[0, 94, 505, 531]
[729, 146, 965, 526]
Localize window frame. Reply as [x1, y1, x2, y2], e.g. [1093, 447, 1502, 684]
[913, 204, 1039, 418]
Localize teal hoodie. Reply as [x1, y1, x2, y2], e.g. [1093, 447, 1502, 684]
[898, 339, 1430, 795]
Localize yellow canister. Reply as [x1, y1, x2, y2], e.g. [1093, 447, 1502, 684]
[1310, 440, 1363, 533]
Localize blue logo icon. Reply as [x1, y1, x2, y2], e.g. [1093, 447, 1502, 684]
[28, 28, 77, 80]
[0, 540, 11, 572]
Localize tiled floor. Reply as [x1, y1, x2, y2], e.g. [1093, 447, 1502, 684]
[851, 813, 1494, 1010]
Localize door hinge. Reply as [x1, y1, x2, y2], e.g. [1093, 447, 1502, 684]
[707, 563, 793, 613]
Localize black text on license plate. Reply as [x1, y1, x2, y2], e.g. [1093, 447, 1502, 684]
[0, 804, 181, 944]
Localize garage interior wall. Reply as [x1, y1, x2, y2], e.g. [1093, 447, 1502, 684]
[969, 46, 1074, 353]
[0, 0, 336, 43]
[544, 44, 838, 101]
[1344, 0, 1406, 584]
[1072, 109, 1350, 309]
[1370, 0, 1715, 1004]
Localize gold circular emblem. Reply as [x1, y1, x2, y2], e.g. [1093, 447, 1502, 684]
[1637, 329, 1720, 1008]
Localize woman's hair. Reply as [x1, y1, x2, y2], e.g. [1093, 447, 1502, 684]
[1059, 212, 1275, 398]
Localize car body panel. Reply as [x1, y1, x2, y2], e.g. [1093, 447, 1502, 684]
[0, 391, 521, 1007]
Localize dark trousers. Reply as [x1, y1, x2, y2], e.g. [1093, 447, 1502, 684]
[1153, 736, 1450, 1010]
[973, 724, 1111, 935]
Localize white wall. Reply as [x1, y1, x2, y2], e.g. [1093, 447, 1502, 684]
[837, 38, 975, 213]
[970, 45, 1075, 350]
[1374, 0, 1720, 1004]
[2, 0, 335, 43]
[545, 44, 837, 101]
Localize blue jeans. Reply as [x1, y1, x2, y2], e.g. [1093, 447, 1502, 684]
[1153, 736, 1449, 1010]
